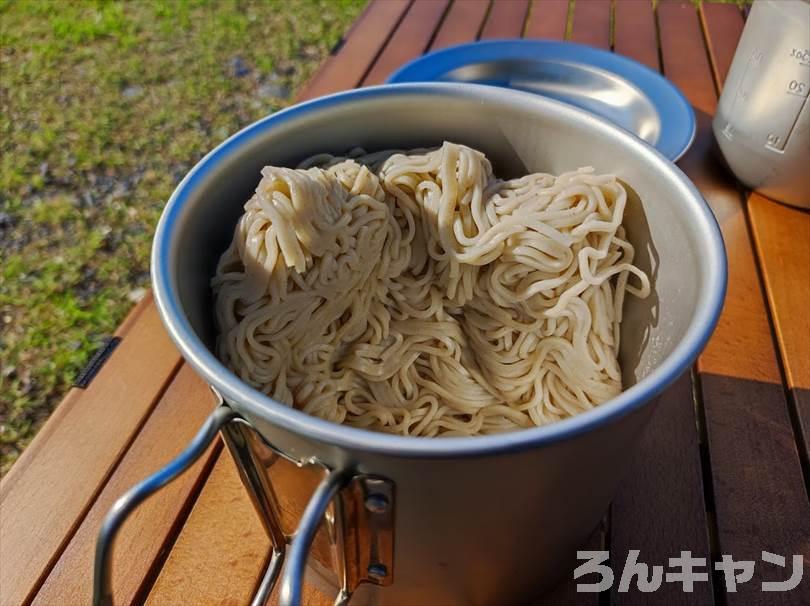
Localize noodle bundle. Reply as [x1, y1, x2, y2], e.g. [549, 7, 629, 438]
[213, 142, 650, 436]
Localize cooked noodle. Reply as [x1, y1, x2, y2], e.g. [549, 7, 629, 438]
[212, 142, 650, 436]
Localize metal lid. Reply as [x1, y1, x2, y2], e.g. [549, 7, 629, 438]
[388, 40, 696, 161]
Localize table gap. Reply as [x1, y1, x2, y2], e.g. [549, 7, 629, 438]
[133, 444, 225, 604]
[521, 0, 534, 37]
[692, 368, 728, 606]
[476, 0, 495, 40]
[359, 0, 415, 87]
[423, 0, 455, 55]
[565, 0, 575, 40]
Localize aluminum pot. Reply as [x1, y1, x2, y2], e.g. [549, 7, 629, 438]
[94, 83, 726, 606]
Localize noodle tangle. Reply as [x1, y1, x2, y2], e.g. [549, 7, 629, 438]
[213, 142, 650, 437]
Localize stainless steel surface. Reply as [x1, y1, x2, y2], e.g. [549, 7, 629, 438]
[224, 416, 396, 604]
[714, 0, 810, 208]
[95, 401, 386, 606]
[251, 549, 283, 606]
[280, 470, 346, 606]
[364, 493, 389, 514]
[335, 475, 396, 592]
[150, 83, 727, 604]
[449, 59, 663, 147]
[387, 40, 696, 161]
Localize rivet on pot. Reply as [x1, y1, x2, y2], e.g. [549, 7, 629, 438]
[364, 492, 389, 513]
[368, 563, 388, 578]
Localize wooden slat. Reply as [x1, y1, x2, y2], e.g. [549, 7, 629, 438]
[146, 450, 273, 606]
[429, 0, 490, 50]
[701, 2, 745, 88]
[658, 3, 810, 604]
[699, 374, 810, 603]
[297, 0, 412, 100]
[32, 365, 220, 606]
[362, 0, 451, 86]
[611, 374, 715, 605]
[657, 2, 716, 115]
[614, 0, 658, 70]
[524, 0, 569, 40]
[658, 1, 777, 384]
[148, 449, 335, 606]
[570, 0, 610, 49]
[748, 195, 810, 393]
[0, 295, 182, 606]
[747, 194, 810, 467]
[479, 0, 530, 39]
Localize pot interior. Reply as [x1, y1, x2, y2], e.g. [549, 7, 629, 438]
[163, 86, 712, 405]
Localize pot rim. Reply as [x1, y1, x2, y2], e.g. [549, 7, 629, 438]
[151, 82, 727, 458]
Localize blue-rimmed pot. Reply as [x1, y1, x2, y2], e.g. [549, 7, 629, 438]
[94, 83, 726, 606]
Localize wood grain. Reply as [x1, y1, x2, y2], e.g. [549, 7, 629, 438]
[362, 0, 451, 86]
[0, 295, 182, 606]
[570, 0, 610, 50]
[700, 2, 745, 89]
[32, 364, 220, 606]
[524, 0, 569, 40]
[747, 194, 810, 391]
[479, 0, 530, 39]
[614, 0, 659, 70]
[297, 0, 412, 100]
[429, 0, 490, 50]
[611, 374, 715, 606]
[145, 450, 274, 606]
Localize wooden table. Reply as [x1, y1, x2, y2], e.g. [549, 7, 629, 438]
[2, 1, 808, 605]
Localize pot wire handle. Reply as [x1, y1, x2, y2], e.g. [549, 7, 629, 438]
[92, 404, 342, 606]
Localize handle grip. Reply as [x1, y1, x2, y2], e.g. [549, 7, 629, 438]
[93, 404, 345, 606]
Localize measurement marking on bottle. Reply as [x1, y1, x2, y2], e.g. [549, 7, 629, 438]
[765, 132, 785, 152]
[787, 79, 809, 97]
[766, 93, 809, 153]
[790, 48, 810, 64]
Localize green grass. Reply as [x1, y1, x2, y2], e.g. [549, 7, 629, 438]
[0, 0, 366, 476]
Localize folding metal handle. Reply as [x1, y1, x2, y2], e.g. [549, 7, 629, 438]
[92, 404, 346, 606]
